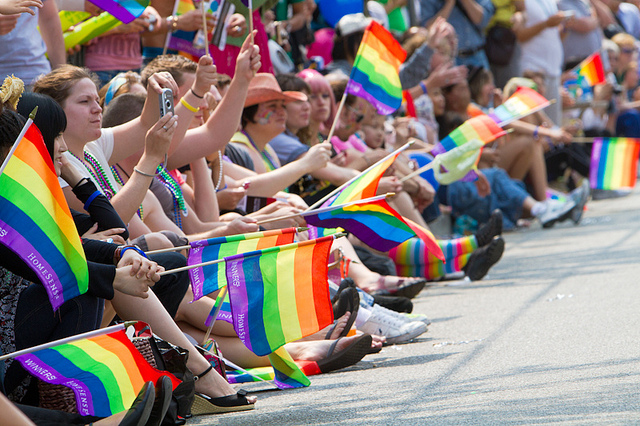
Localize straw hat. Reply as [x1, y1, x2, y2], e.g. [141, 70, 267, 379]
[244, 73, 307, 107]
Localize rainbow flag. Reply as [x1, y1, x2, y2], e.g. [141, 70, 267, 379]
[346, 20, 407, 115]
[488, 87, 550, 127]
[431, 114, 506, 157]
[87, 0, 149, 23]
[224, 236, 335, 357]
[0, 120, 89, 311]
[16, 323, 180, 417]
[305, 195, 415, 252]
[575, 52, 606, 87]
[589, 138, 640, 190]
[188, 227, 297, 300]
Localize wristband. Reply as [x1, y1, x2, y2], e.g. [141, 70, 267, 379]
[419, 81, 428, 95]
[180, 97, 199, 113]
[167, 15, 178, 32]
[121, 245, 148, 259]
[83, 190, 102, 211]
[533, 126, 539, 140]
[190, 88, 204, 98]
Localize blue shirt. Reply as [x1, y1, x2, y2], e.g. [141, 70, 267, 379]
[616, 3, 640, 39]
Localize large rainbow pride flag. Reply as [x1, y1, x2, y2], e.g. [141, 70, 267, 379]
[0, 120, 89, 310]
[224, 236, 335, 357]
[346, 20, 406, 115]
[590, 137, 640, 190]
[188, 227, 298, 300]
[16, 323, 180, 417]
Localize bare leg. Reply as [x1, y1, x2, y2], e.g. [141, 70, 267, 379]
[497, 135, 534, 180]
[0, 393, 35, 426]
[528, 142, 549, 201]
[389, 192, 429, 228]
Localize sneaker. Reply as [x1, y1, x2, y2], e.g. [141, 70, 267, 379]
[370, 304, 431, 326]
[463, 236, 505, 281]
[539, 198, 576, 228]
[360, 307, 428, 344]
[475, 210, 503, 247]
[569, 179, 590, 224]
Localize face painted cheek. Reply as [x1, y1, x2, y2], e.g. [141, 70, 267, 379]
[256, 110, 274, 124]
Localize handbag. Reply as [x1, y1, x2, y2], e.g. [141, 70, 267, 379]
[485, 24, 517, 66]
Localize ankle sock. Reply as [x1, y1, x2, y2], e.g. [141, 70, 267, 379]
[531, 201, 546, 217]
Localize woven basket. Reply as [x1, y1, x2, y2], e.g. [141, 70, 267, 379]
[38, 338, 156, 413]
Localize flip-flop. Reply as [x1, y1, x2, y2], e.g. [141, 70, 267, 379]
[326, 287, 359, 339]
[316, 334, 373, 374]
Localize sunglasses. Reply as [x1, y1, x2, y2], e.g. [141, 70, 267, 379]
[346, 104, 364, 123]
[621, 47, 637, 54]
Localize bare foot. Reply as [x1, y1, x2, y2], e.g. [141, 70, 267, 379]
[353, 330, 385, 349]
[298, 312, 350, 341]
[286, 335, 360, 361]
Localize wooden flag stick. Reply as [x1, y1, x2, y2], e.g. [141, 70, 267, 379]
[159, 257, 224, 276]
[201, 0, 209, 57]
[248, 0, 254, 43]
[201, 286, 228, 345]
[399, 162, 435, 182]
[324, 93, 348, 151]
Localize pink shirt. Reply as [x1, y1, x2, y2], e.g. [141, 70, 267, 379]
[84, 33, 142, 71]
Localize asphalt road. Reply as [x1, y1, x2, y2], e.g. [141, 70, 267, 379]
[191, 187, 640, 425]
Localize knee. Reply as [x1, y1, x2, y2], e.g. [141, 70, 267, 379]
[132, 232, 174, 251]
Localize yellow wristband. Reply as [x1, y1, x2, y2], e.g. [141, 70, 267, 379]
[180, 97, 199, 113]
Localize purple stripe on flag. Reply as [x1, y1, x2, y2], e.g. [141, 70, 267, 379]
[345, 80, 397, 115]
[187, 245, 205, 300]
[590, 139, 603, 189]
[225, 257, 252, 353]
[167, 36, 205, 57]
[17, 353, 96, 416]
[0, 219, 65, 309]
[87, 0, 142, 24]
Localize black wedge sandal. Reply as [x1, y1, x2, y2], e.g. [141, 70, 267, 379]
[190, 365, 255, 416]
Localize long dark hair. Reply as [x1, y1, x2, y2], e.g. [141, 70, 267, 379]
[16, 92, 67, 158]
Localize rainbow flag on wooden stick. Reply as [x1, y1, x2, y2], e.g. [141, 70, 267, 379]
[0, 119, 89, 310]
[224, 236, 335, 357]
[188, 227, 298, 300]
[590, 137, 640, 190]
[431, 115, 506, 157]
[488, 87, 550, 127]
[575, 52, 606, 87]
[15, 322, 180, 417]
[346, 20, 406, 115]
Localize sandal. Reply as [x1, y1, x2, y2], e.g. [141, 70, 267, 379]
[190, 365, 255, 416]
[326, 287, 359, 339]
[315, 334, 372, 374]
[370, 276, 427, 299]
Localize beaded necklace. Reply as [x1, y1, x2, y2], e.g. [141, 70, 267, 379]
[108, 163, 144, 220]
[156, 168, 187, 230]
[241, 130, 278, 171]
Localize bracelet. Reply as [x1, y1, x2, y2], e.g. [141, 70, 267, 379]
[180, 97, 199, 113]
[533, 126, 540, 140]
[134, 167, 156, 177]
[213, 150, 224, 191]
[167, 15, 178, 32]
[190, 88, 204, 99]
[83, 190, 102, 211]
[121, 245, 148, 259]
[216, 184, 228, 193]
[134, 154, 168, 178]
[419, 81, 428, 95]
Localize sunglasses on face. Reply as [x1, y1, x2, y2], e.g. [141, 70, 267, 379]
[621, 47, 637, 54]
[346, 104, 364, 123]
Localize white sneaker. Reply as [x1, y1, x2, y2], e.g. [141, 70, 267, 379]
[539, 198, 576, 228]
[569, 179, 589, 224]
[360, 306, 428, 344]
[371, 304, 431, 326]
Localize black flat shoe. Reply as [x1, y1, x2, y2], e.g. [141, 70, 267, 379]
[119, 381, 155, 426]
[146, 376, 173, 426]
[190, 389, 255, 416]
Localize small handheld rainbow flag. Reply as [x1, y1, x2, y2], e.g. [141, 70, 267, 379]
[15, 322, 180, 417]
[87, 0, 149, 24]
[188, 227, 298, 300]
[589, 137, 640, 190]
[0, 119, 89, 310]
[488, 87, 550, 127]
[431, 114, 506, 157]
[224, 236, 335, 357]
[305, 195, 415, 252]
[574, 52, 606, 87]
[346, 20, 407, 115]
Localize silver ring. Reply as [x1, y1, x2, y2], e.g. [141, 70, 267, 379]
[234, 25, 241, 32]
[162, 125, 168, 130]
[106, 238, 113, 243]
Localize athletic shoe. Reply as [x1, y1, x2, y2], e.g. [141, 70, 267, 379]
[475, 209, 503, 247]
[569, 179, 590, 224]
[463, 236, 505, 281]
[359, 307, 428, 344]
[539, 199, 576, 228]
[370, 304, 431, 326]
